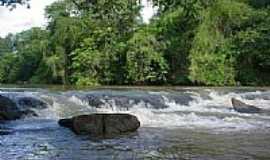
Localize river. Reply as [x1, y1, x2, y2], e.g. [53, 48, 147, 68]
[0, 86, 270, 160]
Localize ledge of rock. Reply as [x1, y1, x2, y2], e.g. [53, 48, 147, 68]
[59, 114, 140, 138]
[231, 98, 262, 114]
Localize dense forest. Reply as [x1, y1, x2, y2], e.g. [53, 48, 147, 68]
[0, 0, 270, 86]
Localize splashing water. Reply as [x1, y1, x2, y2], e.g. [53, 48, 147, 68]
[29, 88, 270, 132]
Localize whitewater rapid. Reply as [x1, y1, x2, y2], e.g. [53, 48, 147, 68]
[5, 88, 267, 132]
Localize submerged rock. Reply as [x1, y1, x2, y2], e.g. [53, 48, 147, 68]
[18, 97, 48, 110]
[20, 110, 38, 117]
[85, 92, 170, 110]
[231, 98, 262, 114]
[59, 114, 140, 138]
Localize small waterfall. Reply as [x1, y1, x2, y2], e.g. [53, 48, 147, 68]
[1, 88, 270, 132]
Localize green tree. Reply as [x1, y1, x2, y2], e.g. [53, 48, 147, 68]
[0, 53, 17, 83]
[71, 0, 141, 85]
[189, 0, 253, 85]
[126, 27, 168, 85]
[45, 0, 84, 84]
[11, 28, 48, 83]
[233, 7, 270, 85]
[0, 35, 13, 56]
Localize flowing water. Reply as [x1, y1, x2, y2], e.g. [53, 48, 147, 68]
[0, 87, 270, 160]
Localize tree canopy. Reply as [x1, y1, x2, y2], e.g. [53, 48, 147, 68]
[0, 0, 269, 86]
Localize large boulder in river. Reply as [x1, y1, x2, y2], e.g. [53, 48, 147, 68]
[231, 98, 262, 114]
[59, 114, 140, 138]
[0, 95, 22, 120]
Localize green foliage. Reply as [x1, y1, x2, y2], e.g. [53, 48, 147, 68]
[248, 0, 270, 8]
[44, 0, 89, 84]
[126, 27, 168, 84]
[233, 8, 270, 85]
[0, 36, 13, 55]
[15, 28, 49, 82]
[1, 0, 270, 86]
[70, 0, 141, 85]
[189, 0, 253, 86]
[153, 6, 198, 85]
[71, 38, 104, 85]
[0, 28, 49, 84]
[0, 53, 18, 83]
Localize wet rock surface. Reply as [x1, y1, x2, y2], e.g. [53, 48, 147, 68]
[18, 97, 48, 110]
[0, 95, 22, 120]
[0, 95, 46, 121]
[59, 114, 140, 138]
[82, 91, 194, 110]
[85, 94, 168, 109]
[231, 98, 262, 114]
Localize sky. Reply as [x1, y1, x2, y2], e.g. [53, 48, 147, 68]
[0, 0, 155, 38]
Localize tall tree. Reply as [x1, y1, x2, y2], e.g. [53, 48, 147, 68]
[45, 0, 84, 85]
[0, 28, 48, 83]
[71, 0, 142, 85]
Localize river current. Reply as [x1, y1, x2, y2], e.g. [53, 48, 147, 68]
[0, 87, 270, 160]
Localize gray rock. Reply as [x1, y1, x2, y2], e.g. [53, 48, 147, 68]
[0, 95, 22, 120]
[86, 94, 168, 110]
[231, 98, 262, 114]
[59, 114, 140, 138]
[0, 95, 39, 121]
[58, 118, 73, 128]
[103, 114, 140, 137]
[18, 97, 48, 109]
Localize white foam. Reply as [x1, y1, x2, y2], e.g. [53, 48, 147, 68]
[30, 89, 270, 132]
